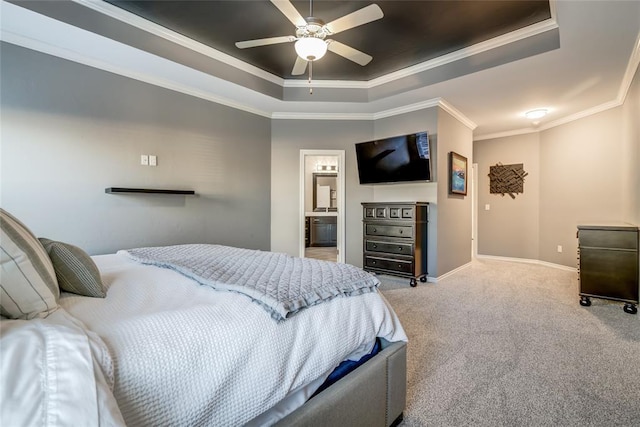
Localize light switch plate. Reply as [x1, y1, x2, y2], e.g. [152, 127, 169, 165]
[149, 155, 157, 166]
[141, 155, 149, 166]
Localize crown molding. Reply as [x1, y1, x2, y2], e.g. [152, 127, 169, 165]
[0, 2, 272, 119]
[618, 31, 640, 105]
[272, 98, 476, 128]
[475, 34, 639, 142]
[71, 0, 558, 92]
[437, 99, 478, 130]
[372, 99, 440, 120]
[72, 0, 285, 86]
[271, 112, 373, 121]
[4, 0, 636, 138]
[283, 79, 369, 89]
[368, 17, 559, 88]
[474, 127, 538, 142]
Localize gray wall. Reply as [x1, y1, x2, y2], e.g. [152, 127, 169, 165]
[0, 43, 271, 255]
[622, 66, 640, 225]
[372, 109, 439, 276]
[539, 108, 624, 266]
[474, 133, 541, 260]
[473, 66, 639, 267]
[270, 119, 374, 267]
[271, 107, 474, 278]
[435, 109, 474, 275]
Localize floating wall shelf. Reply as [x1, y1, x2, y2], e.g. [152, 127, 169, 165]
[105, 187, 196, 195]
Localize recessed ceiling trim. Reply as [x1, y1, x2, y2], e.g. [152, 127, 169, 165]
[0, 2, 273, 119]
[72, 0, 557, 92]
[618, 32, 640, 104]
[272, 98, 476, 130]
[71, 0, 285, 86]
[372, 99, 440, 120]
[368, 17, 559, 88]
[271, 112, 374, 121]
[475, 33, 640, 141]
[436, 99, 478, 130]
[284, 80, 369, 89]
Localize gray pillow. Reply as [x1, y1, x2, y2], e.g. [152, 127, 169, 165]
[0, 208, 59, 319]
[38, 238, 106, 298]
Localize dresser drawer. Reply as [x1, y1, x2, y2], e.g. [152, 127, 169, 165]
[365, 240, 414, 256]
[363, 205, 415, 221]
[364, 256, 414, 274]
[365, 224, 413, 239]
[578, 229, 638, 250]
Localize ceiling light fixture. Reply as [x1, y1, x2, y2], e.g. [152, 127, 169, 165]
[294, 37, 328, 61]
[524, 108, 548, 120]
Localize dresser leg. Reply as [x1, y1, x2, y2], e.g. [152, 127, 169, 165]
[623, 303, 637, 314]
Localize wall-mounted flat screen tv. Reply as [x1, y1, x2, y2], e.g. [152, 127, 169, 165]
[355, 131, 430, 184]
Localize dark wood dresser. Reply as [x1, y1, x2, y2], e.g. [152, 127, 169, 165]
[577, 223, 639, 314]
[362, 202, 429, 287]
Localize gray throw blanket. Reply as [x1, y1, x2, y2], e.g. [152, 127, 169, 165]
[120, 244, 380, 321]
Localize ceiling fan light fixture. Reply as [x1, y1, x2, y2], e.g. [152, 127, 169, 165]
[295, 37, 327, 61]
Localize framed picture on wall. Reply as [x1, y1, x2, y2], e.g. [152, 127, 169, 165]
[449, 151, 467, 195]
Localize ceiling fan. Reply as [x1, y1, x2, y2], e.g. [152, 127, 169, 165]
[235, 0, 384, 77]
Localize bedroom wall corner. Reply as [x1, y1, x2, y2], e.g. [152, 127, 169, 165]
[621, 65, 640, 225]
[539, 107, 625, 266]
[435, 107, 473, 277]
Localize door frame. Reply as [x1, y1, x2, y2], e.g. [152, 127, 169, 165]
[299, 150, 345, 263]
[472, 162, 478, 258]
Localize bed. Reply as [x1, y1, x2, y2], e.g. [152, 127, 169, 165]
[0, 208, 407, 426]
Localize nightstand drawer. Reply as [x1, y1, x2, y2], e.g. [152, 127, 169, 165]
[364, 256, 414, 274]
[365, 224, 413, 239]
[365, 240, 414, 256]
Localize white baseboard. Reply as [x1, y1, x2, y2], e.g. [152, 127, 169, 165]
[431, 261, 473, 283]
[475, 254, 577, 272]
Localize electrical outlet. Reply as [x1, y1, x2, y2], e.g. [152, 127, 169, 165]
[557, 245, 563, 253]
[485, 204, 490, 211]
[141, 155, 149, 166]
[149, 155, 157, 166]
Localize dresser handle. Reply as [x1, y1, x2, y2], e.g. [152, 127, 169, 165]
[372, 228, 377, 232]
[398, 247, 403, 251]
[398, 264, 402, 268]
[373, 244, 378, 249]
[399, 230, 403, 234]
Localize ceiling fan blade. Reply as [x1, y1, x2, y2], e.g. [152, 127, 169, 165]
[235, 36, 295, 49]
[291, 56, 308, 75]
[325, 4, 383, 35]
[327, 41, 372, 66]
[270, 0, 307, 27]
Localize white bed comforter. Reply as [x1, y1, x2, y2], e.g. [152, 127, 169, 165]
[58, 253, 407, 426]
[0, 308, 125, 427]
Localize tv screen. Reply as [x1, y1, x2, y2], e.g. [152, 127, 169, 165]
[355, 131, 431, 184]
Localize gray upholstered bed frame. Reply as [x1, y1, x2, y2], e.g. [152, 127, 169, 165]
[275, 339, 407, 427]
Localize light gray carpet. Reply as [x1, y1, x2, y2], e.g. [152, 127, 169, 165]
[378, 259, 640, 426]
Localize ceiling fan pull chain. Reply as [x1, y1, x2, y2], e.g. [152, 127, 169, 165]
[309, 61, 313, 95]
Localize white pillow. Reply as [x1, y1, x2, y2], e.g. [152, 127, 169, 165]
[0, 208, 59, 319]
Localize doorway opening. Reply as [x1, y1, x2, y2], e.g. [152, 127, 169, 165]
[299, 150, 345, 263]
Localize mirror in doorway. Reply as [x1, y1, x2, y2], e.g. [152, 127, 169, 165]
[313, 173, 338, 212]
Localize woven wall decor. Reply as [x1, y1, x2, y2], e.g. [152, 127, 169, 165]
[489, 163, 528, 199]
